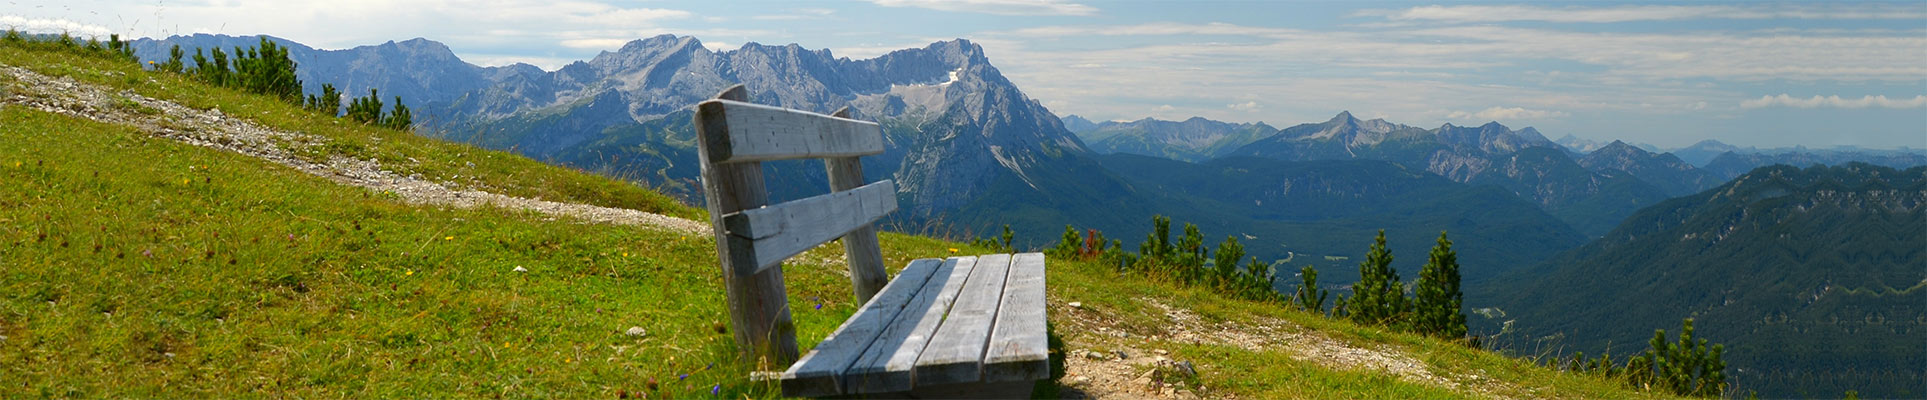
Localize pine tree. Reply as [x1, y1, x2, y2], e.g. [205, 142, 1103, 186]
[1412, 231, 1467, 339]
[1175, 223, 1206, 282]
[1294, 264, 1328, 312]
[305, 83, 342, 116]
[1350, 230, 1406, 326]
[1626, 318, 1728, 397]
[160, 44, 186, 73]
[346, 89, 384, 125]
[1246, 257, 1272, 288]
[1139, 215, 1172, 260]
[1051, 225, 1080, 258]
[383, 96, 412, 131]
[1213, 235, 1244, 284]
[1000, 224, 1015, 251]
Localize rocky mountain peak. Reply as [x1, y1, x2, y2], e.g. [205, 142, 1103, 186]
[389, 38, 453, 54]
[921, 38, 989, 64]
[1330, 110, 1356, 123]
[591, 34, 709, 73]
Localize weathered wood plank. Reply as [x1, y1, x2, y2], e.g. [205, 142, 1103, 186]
[697, 84, 798, 365]
[779, 258, 944, 397]
[984, 253, 1050, 382]
[826, 106, 890, 305]
[719, 180, 897, 275]
[697, 99, 884, 164]
[843, 256, 980, 393]
[914, 254, 1015, 386]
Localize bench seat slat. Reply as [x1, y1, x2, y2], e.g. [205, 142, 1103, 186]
[842, 256, 980, 393]
[984, 253, 1050, 382]
[779, 258, 943, 397]
[720, 180, 897, 275]
[913, 253, 1014, 386]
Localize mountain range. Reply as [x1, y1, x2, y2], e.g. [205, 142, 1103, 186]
[125, 34, 1588, 282]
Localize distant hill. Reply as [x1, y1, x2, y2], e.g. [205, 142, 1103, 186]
[1069, 117, 1277, 162]
[1703, 150, 1927, 182]
[1576, 140, 1722, 197]
[1226, 113, 1661, 236]
[1059, 114, 1098, 133]
[1476, 163, 1927, 398]
[1095, 154, 1587, 285]
[1668, 139, 1748, 166]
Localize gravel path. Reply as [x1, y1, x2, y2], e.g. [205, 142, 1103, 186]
[1, 65, 709, 235]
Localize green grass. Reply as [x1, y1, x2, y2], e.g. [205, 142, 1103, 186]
[2, 42, 1667, 399]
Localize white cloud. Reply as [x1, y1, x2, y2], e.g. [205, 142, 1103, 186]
[1740, 94, 1927, 109]
[752, 8, 836, 21]
[1359, 4, 1927, 23]
[1448, 107, 1570, 121]
[869, 0, 1097, 16]
[1152, 104, 1176, 112]
[1010, 22, 1298, 38]
[558, 38, 633, 49]
[0, 16, 113, 37]
[1228, 101, 1261, 112]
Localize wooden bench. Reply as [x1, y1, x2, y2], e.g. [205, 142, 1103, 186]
[692, 85, 1049, 398]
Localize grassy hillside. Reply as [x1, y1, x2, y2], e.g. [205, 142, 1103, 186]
[3, 41, 1662, 398]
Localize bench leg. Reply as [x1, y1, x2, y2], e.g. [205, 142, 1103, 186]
[722, 265, 799, 367]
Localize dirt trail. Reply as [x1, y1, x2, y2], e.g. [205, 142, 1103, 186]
[1051, 298, 1519, 399]
[0, 65, 709, 235]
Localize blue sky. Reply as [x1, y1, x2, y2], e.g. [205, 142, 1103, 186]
[8, 0, 1924, 149]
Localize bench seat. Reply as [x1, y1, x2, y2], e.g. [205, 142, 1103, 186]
[781, 253, 1049, 397]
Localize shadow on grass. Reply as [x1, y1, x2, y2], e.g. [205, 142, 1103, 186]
[1032, 321, 1077, 399]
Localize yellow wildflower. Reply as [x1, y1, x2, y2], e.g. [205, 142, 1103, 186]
[444, 236, 453, 241]
[405, 269, 414, 276]
[947, 248, 959, 253]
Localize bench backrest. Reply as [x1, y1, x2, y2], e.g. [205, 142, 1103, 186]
[694, 84, 896, 365]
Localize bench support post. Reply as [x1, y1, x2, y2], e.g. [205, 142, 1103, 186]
[826, 107, 890, 304]
[698, 85, 799, 366]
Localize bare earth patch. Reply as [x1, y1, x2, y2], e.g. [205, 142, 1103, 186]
[0, 65, 708, 235]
